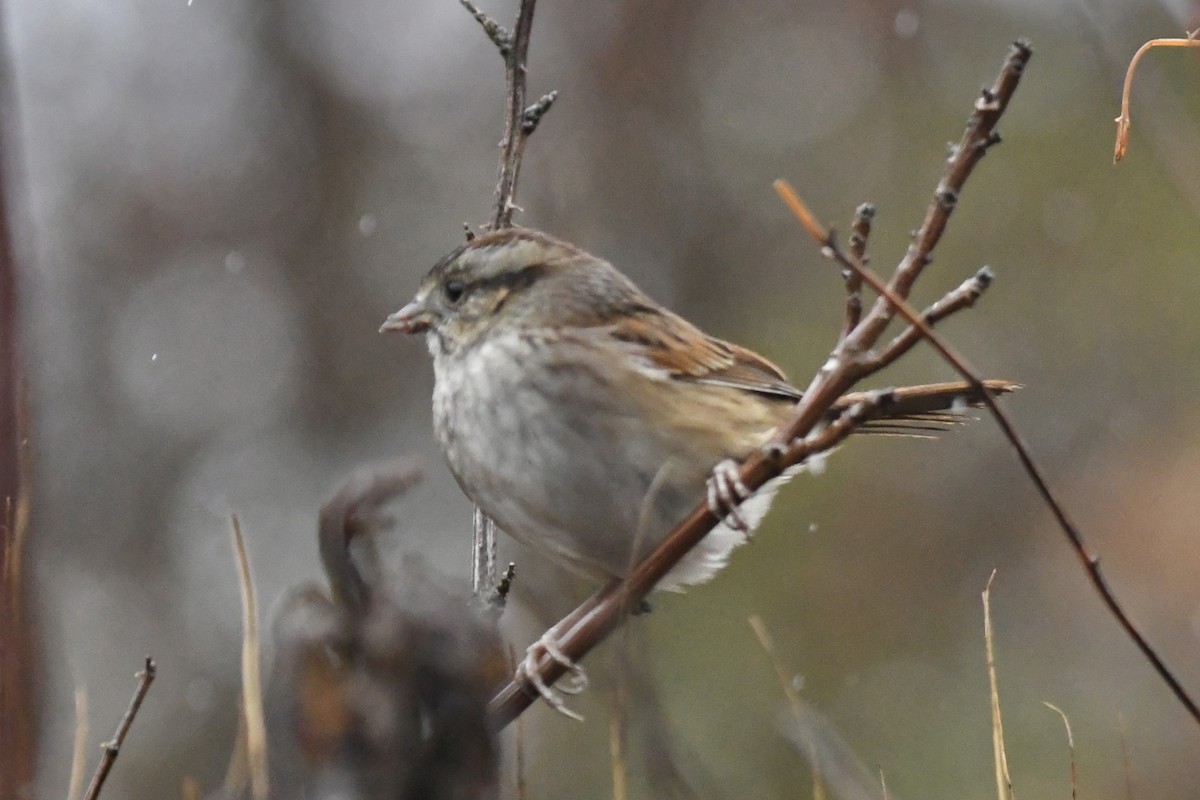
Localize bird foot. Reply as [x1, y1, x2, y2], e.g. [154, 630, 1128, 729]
[707, 458, 752, 535]
[517, 633, 588, 721]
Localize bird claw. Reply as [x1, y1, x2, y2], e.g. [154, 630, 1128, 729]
[707, 459, 752, 535]
[517, 633, 588, 721]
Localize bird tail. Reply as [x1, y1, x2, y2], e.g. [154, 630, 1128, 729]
[832, 379, 1019, 437]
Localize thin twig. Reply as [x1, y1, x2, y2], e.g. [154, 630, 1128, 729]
[490, 0, 540, 230]
[1042, 702, 1077, 800]
[459, 0, 511, 55]
[81, 657, 156, 800]
[1113, 30, 1200, 162]
[462, 0, 556, 606]
[229, 515, 268, 800]
[843, 203, 875, 339]
[858, 267, 993, 373]
[983, 571, 1014, 800]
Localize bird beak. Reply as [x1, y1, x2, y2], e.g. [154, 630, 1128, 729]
[380, 301, 434, 334]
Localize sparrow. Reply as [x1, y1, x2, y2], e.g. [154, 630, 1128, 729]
[382, 228, 999, 591]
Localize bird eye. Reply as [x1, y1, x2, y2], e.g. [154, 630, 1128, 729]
[443, 279, 466, 304]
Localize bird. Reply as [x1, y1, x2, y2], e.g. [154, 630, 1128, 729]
[381, 227, 1006, 593]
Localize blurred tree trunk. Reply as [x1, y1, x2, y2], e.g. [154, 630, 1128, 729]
[0, 4, 38, 794]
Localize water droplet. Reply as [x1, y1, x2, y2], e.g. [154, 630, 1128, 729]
[894, 9, 919, 39]
[358, 213, 378, 237]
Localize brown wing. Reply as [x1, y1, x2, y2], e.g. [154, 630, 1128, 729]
[608, 308, 802, 401]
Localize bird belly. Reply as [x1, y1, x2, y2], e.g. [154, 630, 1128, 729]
[431, 333, 785, 588]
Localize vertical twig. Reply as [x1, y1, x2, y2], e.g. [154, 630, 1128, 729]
[461, 0, 556, 605]
[491, 0, 540, 229]
[81, 658, 156, 800]
[842, 203, 874, 339]
[471, 507, 497, 602]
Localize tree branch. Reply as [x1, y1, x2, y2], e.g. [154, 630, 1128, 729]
[82, 658, 156, 800]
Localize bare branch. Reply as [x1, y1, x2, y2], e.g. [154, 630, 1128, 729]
[858, 266, 993, 373]
[459, 0, 511, 56]
[461, 0, 559, 606]
[842, 203, 875, 339]
[82, 658, 156, 800]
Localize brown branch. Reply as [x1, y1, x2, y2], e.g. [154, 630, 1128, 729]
[489, 39, 1031, 729]
[82, 658, 156, 800]
[858, 266, 993, 374]
[464, 0, 549, 231]
[842, 203, 874, 339]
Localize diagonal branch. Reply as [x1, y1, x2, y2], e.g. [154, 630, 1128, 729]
[82, 658, 156, 800]
[857, 266, 993, 374]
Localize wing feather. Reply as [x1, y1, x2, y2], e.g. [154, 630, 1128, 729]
[608, 308, 801, 401]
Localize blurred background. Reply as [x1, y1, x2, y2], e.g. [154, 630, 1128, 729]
[6, 0, 1200, 797]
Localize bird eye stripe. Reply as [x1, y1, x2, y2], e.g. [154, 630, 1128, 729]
[449, 263, 547, 297]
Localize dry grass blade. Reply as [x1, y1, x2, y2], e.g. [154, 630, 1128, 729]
[983, 571, 1014, 800]
[229, 514, 268, 800]
[1113, 30, 1200, 162]
[749, 615, 827, 800]
[181, 777, 202, 800]
[1042, 702, 1077, 800]
[68, 685, 89, 800]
